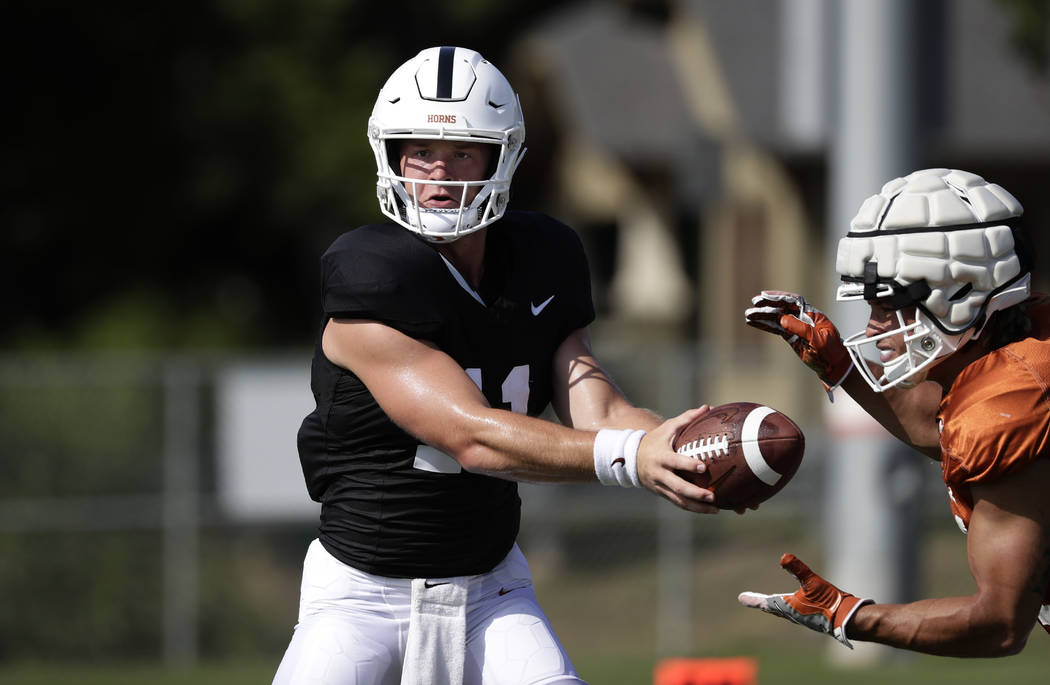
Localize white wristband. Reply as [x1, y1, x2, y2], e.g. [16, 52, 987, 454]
[593, 428, 646, 487]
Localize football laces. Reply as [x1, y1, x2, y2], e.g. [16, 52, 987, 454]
[676, 434, 730, 461]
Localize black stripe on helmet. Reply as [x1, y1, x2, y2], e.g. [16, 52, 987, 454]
[437, 46, 456, 99]
[846, 216, 1021, 238]
[848, 264, 934, 310]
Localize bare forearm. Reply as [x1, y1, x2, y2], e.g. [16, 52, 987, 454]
[591, 403, 662, 432]
[850, 597, 1028, 657]
[449, 407, 600, 482]
[450, 401, 668, 482]
[554, 378, 662, 433]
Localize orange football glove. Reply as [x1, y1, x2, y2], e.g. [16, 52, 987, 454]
[745, 291, 853, 394]
[738, 553, 873, 649]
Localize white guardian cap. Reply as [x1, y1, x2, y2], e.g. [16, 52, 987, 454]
[367, 46, 527, 242]
[835, 168, 1031, 391]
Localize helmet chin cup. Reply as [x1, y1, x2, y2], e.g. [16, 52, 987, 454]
[881, 353, 914, 384]
[391, 176, 492, 241]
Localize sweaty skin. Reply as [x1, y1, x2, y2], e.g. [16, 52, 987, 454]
[848, 459, 1050, 656]
[323, 320, 719, 514]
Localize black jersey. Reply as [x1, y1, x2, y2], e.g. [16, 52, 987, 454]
[297, 211, 595, 578]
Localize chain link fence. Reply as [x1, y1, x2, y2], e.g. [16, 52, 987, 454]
[0, 346, 950, 669]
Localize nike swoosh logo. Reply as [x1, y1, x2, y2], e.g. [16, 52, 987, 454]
[498, 587, 514, 596]
[424, 580, 450, 589]
[530, 295, 555, 316]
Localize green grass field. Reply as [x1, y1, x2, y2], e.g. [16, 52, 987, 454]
[4, 518, 1048, 684]
[1, 645, 1047, 685]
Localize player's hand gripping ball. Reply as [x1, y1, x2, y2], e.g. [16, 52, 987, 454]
[673, 402, 805, 510]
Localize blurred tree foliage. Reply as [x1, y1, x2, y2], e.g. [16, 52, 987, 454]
[2, 0, 563, 351]
[2, 1, 581, 660]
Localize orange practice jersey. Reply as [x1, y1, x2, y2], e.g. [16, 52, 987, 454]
[938, 294, 1050, 634]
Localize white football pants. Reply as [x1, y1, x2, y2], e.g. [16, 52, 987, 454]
[273, 539, 585, 685]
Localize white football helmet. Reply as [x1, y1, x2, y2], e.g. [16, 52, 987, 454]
[367, 46, 526, 242]
[835, 168, 1031, 392]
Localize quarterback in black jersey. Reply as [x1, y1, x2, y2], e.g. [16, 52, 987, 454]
[274, 47, 717, 685]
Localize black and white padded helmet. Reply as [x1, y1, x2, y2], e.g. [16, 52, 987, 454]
[367, 46, 526, 242]
[836, 168, 1031, 391]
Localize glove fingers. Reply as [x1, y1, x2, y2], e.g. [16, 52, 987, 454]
[744, 305, 784, 320]
[778, 315, 814, 339]
[779, 553, 815, 584]
[751, 292, 797, 310]
[745, 306, 788, 334]
[737, 591, 770, 609]
[753, 290, 803, 304]
[737, 591, 793, 614]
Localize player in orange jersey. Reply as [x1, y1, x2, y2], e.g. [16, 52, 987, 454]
[740, 168, 1050, 656]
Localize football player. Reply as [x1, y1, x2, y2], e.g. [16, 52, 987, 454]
[272, 47, 718, 685]
[740, 168, 1050, 656]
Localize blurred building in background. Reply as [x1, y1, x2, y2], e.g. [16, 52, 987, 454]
[510, 0, 1050, 408]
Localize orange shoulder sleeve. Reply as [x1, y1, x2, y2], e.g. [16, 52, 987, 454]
[939, 338, 1050, 486]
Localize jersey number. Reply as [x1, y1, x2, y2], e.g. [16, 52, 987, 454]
[466, 364, 530, 414]
[413, 365, 530, 475]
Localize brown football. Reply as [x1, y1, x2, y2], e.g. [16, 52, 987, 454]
[673, 402, 805, 510]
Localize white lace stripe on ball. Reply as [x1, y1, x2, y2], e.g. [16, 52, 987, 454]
[676, 435, 729, 460]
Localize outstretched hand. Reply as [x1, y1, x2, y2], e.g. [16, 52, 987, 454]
[738, 553, 873, 648]
[745, 291, 853, 389]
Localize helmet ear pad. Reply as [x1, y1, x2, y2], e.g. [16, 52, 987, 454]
[385, 140, 401, 176]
